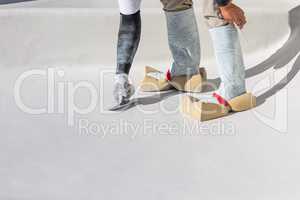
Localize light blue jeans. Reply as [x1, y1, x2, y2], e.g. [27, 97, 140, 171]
[166, 9, 245, 100]
[165, 8, 201, 77]
[209, 24, 246, 100]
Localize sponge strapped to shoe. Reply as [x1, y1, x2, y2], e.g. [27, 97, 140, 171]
[140, 66, 206, 93]
[181, 92, 257, 121]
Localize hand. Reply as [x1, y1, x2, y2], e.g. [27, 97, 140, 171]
[219, 3, 246, 29]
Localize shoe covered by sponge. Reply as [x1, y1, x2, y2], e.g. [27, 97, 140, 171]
[140, 66, 173, 92]
[140, 66, 207, 93]
[181, 92, 256, 121]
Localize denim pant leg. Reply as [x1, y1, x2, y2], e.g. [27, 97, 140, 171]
[165, 8, 201, 77]
[209, 24, 246, 100]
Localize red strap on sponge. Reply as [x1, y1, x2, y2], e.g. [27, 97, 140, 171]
[166, 69, 172, 81]
[213, 93, 230, 107]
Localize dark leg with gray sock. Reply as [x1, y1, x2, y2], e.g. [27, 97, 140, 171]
[116, 11, 141, 74]
[113, 11, 141, 106]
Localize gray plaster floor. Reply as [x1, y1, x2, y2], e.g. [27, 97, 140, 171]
[1, 1, 300, 199]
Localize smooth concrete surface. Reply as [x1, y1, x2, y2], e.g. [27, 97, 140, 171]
[1, 1, 300, 200]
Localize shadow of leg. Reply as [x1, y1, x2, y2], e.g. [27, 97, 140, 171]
[0, 0, 36, 5]
[257, 54, 300, 106]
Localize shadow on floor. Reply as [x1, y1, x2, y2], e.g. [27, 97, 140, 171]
[0, 0, 35, 5]
[247, 5, 300, 106]
[113, 90, 180, 111]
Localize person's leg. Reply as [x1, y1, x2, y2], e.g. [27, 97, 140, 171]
[116, 0, 141, 74]
[113, 0, 142, 106]
[181, 0, 255, 121]
[203, 0, 246, 100]
[160, 0, 200, 77]
[140, 0, 204, 93]
[209, 24, 246, 99]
